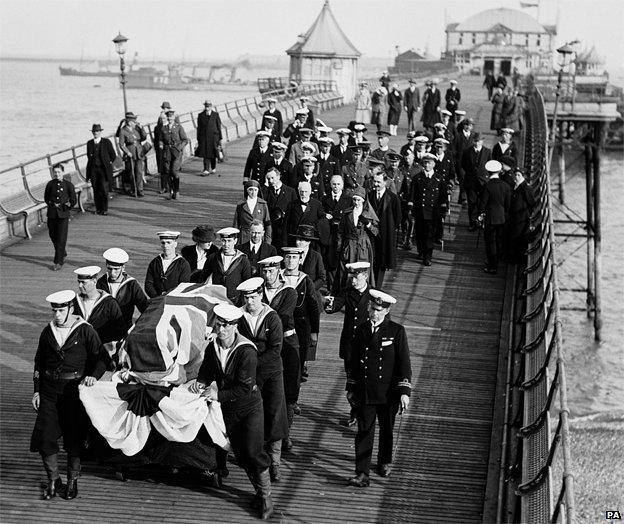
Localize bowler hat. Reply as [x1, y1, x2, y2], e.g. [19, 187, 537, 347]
[91, 124, 103, 132]
[161, 101, 171, 109]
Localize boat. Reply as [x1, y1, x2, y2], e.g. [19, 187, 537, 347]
[59, 65, 117, 77]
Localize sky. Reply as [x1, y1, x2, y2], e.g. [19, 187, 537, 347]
[1, 0, 623, 71]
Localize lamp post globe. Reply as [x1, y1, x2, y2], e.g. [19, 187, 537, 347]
[112, 32, 129, 114]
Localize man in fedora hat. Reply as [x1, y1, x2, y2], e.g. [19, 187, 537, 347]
[196, 100, 223, 176]
[118, 112, 148, 197]
[86, 124, 116, 215]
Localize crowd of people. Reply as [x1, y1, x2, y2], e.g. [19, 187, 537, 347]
[36, 74, 536, 518]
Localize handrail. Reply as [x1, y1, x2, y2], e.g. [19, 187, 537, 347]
[499, 81, 575, 522]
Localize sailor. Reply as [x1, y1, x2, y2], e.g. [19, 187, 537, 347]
[31, 290, 107, 500]
[180, 225, 220, 277]
[414, 135, 429, 165]
[325, 261, 372, 427]
[145, 231, 192, 298]
[44, 163, 77, 271]
[73, 266, 125, 358]
[346, 289, 412, 487]
[260, 114, 281, 144]
[262, 98, 283, 138]
[158, 109, 189, 200]
[244, 131, 272, 185]
[96, 248, 148, 333]
[410, 153, 448, 266]
[331, 128, 352, 167]
[192, 227, 252, 305]
[236, 277, 288, 484]
[258, 256, 300, 460]
[190, 304, 274, 520]
[478, 160, 511, 275]
[281, 245, 320, 388]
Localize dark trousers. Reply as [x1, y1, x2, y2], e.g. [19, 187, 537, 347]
[373, 264, 386, 289]
[219, 405, 271, 473]
[127, 157, 144, 194]
[47, 217, 69, 265]
[92, 167, 109, 213]
[281, 335, 301, 404]
[485, 224, 505, 270]
[256, 369, 289, 441]
[203, 156, 216, 171]
[163, 151, 182, 194]
[354, 402, 399, 475]
[30, 378, 86, 457]
[406, 110, 418, 132]
[294, 317, 311, 370]
[466, 181, 484, 227]
[415, 217, 435, 261]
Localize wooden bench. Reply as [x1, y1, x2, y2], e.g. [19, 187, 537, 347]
[0, 191, 46, 239]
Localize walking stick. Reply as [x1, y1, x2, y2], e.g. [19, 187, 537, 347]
[129, 157, 137, 198]
[476, 223, 482, 249]
[392, 411, 405, 459]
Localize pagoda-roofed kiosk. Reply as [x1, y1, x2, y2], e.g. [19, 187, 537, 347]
[287, 0, 360, 102]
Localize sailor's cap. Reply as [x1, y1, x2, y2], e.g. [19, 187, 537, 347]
[500, 128, 515, 134]
[434, 123, 447, 130]
[450, 79, 458, 84]
[217, 227, 240, 238]
[440, 109, 453, 117]
[414, 136, 429, 143]
[213, 304, 243, 323]
[157, 230, 181, 240]
[369, 289, 397, 307]
[455, 110, 467, 116]
[299, 96, 310, 102]
[236, 277, 265, 295]
[353, 123, 367, 132]
[103, 248, 129, 266]
[256, 130, 271, 138]
[336, 128, 351, 135]
[258, 255, 283, 267]
[74, 266, 101, 279]
[281, 246, 304, 255]
[485, 160, 503, 173]
[301, 141, 316, 152]
[264, 115, 277, 122]
[271, 141, 287, 150]
[317, 126, 333, 134]
[266, 98, 278, 104]
[46, 290, 76, 308]
[295, 108, 309, 116]
[298, 127, 313, 134]
[433, 138, 450, 146]
[317, 136, 334, 145]
[406, 131, 416, 139]
[422, 153, 438, 162]
[346, 261, 370, 273]
[302, 156, 318, 164]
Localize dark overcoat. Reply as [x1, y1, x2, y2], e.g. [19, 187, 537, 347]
[368, 189, 402, 270]
[86, 138, 116, 183]
[196, 110, 223, 158]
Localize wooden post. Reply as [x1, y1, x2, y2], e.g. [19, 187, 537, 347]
[592, 124, 603, 340]
[557, 130, 566, 204]
[584, 142, 595, 318]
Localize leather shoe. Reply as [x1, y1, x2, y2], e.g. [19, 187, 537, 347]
[423, 258, 432, 267]
[348, 473, 370, 487]
[260, 495, 274, 520]
[269, 464, 281, 482]
[282, 437, 293, 452]
[52, 263, 62, 271]
[64, 478, 78, 499]
[340, 416, 356, 427]
[377, 464, 392, 477]
[42, 477, 64, 500]
[293, 403, 301, 415]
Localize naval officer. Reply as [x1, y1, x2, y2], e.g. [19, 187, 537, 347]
[346, 289, 412, 487]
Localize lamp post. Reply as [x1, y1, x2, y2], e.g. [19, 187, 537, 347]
[112, 32, 129, 114]
[548, 43, 575, 170]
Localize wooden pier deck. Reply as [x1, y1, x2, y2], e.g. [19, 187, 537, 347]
[0, 78, 509, 523]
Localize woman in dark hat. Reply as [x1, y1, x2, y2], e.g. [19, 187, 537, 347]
[233, 180, 272, 245]
[336, 187, 379, 287]
[180, 225, 218, 276]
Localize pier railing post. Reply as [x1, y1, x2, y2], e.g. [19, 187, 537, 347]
[584, 142, 595, 318]
[592, 124, 603, 341]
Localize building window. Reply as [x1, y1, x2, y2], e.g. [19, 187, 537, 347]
[526, 33, 529, 46]
[472, 33, 476, 44]
[537, 35, 541, 47]
[459, 32, 463, 45]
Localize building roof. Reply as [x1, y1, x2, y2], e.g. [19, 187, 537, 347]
[286, 0, 361, 58]
[396, 49, 425, 61]
[449, 8, 551, 34]
[577, 45, 604, 65]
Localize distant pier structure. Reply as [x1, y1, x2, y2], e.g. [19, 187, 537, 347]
[286, 0, 360, 101]
[444, 7, 556, 75]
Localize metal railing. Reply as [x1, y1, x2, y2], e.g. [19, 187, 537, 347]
[499, 85, 575, 522]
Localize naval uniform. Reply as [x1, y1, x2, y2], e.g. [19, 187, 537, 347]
[44, 178, 77, 266]
[244, 146, 272, 185]
[238, 305, 289, 443]
[31, 318, 107, 465]
[411, 170, 447, 263]
[196, 333, 271, 475]
[346, 317, 412, 476]
[96, 273, 149, 332]
[144, 254, 192, 298]
[263, 284, 301, 406]
[192, 250, 252, 306]
[327, 285, 370, 368]
[73, 291, 125, 347]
